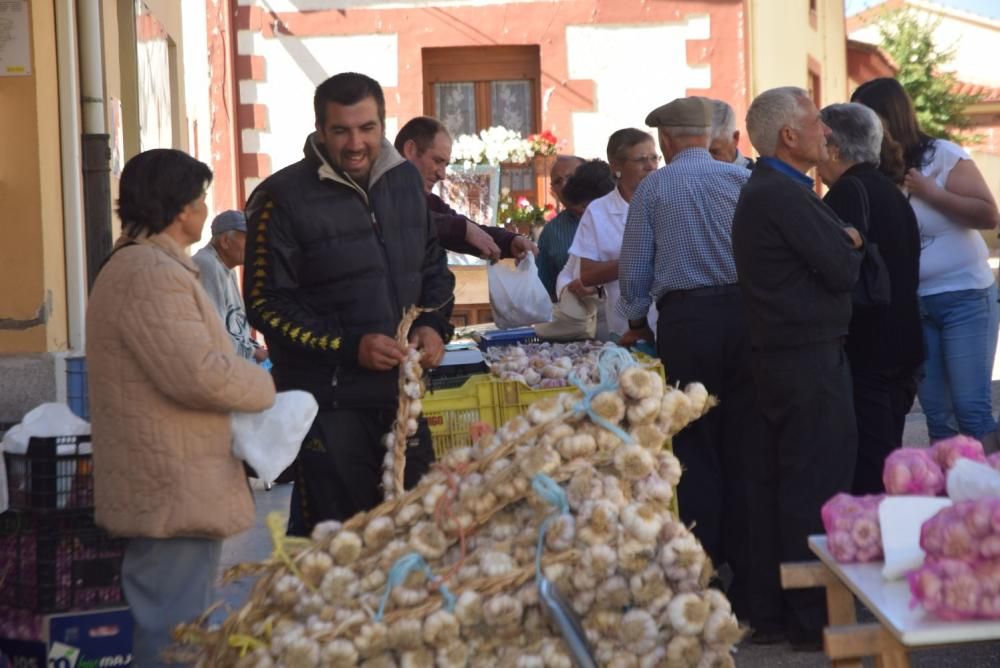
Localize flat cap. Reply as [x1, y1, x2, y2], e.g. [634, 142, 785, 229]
[645, 96, 713, 128]
[211, 210, 247, 236]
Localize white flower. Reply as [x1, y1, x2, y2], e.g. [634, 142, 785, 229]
[450, 126, 538, 166]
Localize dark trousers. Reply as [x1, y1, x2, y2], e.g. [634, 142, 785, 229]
[287, 408, 435, 536]
[850, 365, 919, 495]
[656, 291, 760, 618]
[747, 341, 857, 640]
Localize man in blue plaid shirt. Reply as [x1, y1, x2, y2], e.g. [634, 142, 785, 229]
[618, 96, 760, 625]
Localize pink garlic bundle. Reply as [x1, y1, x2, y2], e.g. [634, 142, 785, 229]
[821, 493, 884, 563]
[908, 557, 1000, 620]
[987, 452, 1000, 474]
[882, 448, 945, 496]
[930, 435, 986, 472]
[920, 498, 1000, 561]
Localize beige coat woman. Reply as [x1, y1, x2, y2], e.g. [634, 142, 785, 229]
[87, 232, 275, 539]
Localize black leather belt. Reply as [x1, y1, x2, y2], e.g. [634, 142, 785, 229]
[657, 284, 740, 309]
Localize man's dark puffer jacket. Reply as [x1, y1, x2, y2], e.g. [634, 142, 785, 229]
[244, 134, 455, 409]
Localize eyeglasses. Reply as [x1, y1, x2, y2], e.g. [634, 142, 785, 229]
[628, 154, 662, 166]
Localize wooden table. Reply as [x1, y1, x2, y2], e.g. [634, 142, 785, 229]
[780, 535, 1000, 667]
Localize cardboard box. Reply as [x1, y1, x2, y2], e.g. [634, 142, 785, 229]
[0, 607, 131, 668]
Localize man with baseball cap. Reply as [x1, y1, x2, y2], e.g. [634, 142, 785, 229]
[192, 210, 267, 362]
[618, 96, 759, 623]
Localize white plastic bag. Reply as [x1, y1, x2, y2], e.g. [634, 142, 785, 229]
[947, 458, 1000, 502]
[487, 254, 553, 329]
[231, 390, 318, 484]
[1, 403, 91, 455]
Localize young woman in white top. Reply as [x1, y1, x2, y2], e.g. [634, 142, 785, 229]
[853, 78, 1000, 450]
[569, 128, 660, 339]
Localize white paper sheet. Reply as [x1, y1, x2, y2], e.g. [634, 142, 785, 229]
[880, 495, 953, 581]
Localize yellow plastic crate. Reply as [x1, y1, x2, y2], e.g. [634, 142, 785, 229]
[423, 360, 666, 459]
[422, 360, 677, 516]
[422, 375, 499, 459]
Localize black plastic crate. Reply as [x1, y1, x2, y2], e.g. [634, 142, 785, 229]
[0, 510, 125, 614]
[4, 436, 93, 511]
[426, 361, 490, 392]
[477, 327, 542, 351]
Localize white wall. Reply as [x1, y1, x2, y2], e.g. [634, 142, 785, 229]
[565, 17, 711, 161]
[238, 0, 557, 8]
[238, 31, 399, 192]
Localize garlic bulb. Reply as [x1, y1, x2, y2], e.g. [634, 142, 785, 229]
[454, 589, 483, 626]
[319, 639, 358, 667]
[409, 521, 449, 560]
[387, 618, 423, 651]
[615, 444, 656, 480]
[354, 623, 388, 657]
[622, 502, 664, 543]
[667, 592, 711, 635]
[329, 531, 362, 566]
[423, 610, 460, 648]
[483, 594, 523, 627]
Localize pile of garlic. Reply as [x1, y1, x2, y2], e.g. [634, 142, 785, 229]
[484, 341, 616, 389]
[181, 357, 742, 667]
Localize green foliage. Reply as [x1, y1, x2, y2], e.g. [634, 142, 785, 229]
[875, 8, 983, 140]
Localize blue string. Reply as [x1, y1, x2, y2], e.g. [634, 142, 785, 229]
[375, 552, 456, 621]
[569, 347, 637, 444]
[533, 473, 570, 581]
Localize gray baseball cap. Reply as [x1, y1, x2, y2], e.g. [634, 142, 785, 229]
[211, 210, 247, 236]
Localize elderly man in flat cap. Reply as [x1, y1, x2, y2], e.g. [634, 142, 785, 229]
[618, 96, 759, 624]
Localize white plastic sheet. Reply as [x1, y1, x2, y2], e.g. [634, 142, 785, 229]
[487, 254, 553, 329]
[231, 390, 318, 484]
[0, 403, 91, 455]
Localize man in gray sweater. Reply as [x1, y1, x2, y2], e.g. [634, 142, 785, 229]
[192, 210, 268, 362]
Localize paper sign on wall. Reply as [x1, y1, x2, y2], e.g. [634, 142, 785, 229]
[0, 0, 31, 76]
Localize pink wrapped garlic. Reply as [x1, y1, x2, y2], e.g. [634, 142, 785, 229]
[930, 435, 986, 472]
[986, 451, 1000, 474]
[908, 557, 1000, 620]
[920, 498, 1000, 561]
[821, 493, 885, 563]
[882, 448, 945, 496]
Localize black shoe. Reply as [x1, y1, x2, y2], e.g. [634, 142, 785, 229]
[788, 628, 823, 652]
[790, 637, 823, 652]
[749, 629, 786, 645]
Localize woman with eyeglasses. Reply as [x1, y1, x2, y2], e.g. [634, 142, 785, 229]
[852, 78, 1000, 450]
[569, 128, 660, 339]
[816, 102, 922, 493]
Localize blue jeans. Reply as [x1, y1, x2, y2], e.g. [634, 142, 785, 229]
[917, 282, 999, 442]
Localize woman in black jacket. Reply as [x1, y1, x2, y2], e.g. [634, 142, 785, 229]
[818, 102, 923, 494]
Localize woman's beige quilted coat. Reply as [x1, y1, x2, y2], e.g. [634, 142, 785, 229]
[86, 233, 276, 539]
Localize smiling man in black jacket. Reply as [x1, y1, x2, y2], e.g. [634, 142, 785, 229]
[732, 86, 864, 649]
[244, 73, 455, 534]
